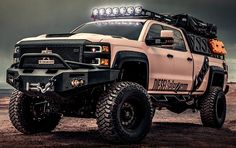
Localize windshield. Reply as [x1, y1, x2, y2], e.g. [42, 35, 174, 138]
[72, 21, 144, 40]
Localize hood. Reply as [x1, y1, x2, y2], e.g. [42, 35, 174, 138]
[17, 33, 143, 49]
[18, 33, 130, 43]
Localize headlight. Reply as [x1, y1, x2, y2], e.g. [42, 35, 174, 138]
[84, 44, 110, 67]
[13, 46, 20, 64]
[84, 45, 110, 53]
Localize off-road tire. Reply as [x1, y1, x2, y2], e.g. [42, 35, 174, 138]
[200, 86, 226, 128]
[9, 90, 61, 134]
[96, 82, 153, 144]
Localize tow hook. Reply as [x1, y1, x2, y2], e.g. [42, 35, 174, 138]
[37, 78, 56, 94]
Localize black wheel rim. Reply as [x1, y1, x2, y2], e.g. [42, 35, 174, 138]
[120, 97, 145, 130]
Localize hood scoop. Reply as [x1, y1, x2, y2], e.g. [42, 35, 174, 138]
[46, 33, 75, 38]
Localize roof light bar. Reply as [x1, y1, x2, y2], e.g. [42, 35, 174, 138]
[92, 6, 143, 18]
[91, 5, 175, 25]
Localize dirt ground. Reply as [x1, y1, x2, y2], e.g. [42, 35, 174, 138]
[0, 85, 236, 147]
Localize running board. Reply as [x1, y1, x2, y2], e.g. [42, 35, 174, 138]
[151, 94, 191, 107]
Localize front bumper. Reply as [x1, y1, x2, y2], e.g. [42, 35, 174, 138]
[6, 68, 119, 92]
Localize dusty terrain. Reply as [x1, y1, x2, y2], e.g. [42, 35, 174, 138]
[0, 85, 236, 147]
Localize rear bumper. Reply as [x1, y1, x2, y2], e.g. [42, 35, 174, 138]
[6, 68, 119, 92]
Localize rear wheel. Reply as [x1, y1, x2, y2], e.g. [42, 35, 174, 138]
[9, 90, 61, 134]
[200, 87, 226, 128]
[96, 82, 153, 143]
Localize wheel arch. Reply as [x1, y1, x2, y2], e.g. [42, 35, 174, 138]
[112, 51, 149, 89]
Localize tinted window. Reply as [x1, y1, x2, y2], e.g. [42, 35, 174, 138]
[73, 21, 144, 40]
[163, 26, 186, 51]
[172, 30, 186, 51]
[146, 24, 163, 39]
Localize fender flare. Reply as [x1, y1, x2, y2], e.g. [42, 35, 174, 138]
[207, 66, 225, 90]
[112, 51, 149, 69]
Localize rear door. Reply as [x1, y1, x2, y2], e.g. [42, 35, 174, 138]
[164, 27, 194, 93]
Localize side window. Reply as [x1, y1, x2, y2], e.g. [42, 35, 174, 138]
[172, 30, 186, 51]
[163, 26, 186, 51]
[146, 24, 162, 40]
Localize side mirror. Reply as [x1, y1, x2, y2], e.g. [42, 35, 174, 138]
[146, 30, 174, 46]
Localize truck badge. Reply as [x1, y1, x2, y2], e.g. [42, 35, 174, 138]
[38, 47, 55, 64]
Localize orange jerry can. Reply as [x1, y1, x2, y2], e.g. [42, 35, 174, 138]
[208, 39, 227, 55]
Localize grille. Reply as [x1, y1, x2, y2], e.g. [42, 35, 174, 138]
[20, 46, 82, 62]
[17, 40, 84, 69]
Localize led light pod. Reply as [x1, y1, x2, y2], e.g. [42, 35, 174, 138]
[135, 6, 142, 15]
[127, 6, 135, 15]
[120, 7, 127, 15]
[99, 8, 106, 16]
[92, 8, 99, 16]
[112, 7, 119, 15]
[106, 7, 112, 15]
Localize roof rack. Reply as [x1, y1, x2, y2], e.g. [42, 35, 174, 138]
[139, 9, 175, 24]
[91, 6, 175, 25]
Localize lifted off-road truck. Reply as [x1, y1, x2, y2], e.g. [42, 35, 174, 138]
[7, 6, 229, 143]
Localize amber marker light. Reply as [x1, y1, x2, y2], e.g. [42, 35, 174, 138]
[100, 59, 110, 66]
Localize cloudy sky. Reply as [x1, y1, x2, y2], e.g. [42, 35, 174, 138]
[0, 0, 235, 88]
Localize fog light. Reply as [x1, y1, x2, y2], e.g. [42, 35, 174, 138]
[71, 79, 85, 87]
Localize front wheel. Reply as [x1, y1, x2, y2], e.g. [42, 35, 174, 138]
[200, 87, 226, 128]
[9, 90, 61, 134]
[96, 82, 153, 144]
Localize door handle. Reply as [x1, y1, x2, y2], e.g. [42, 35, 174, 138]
[187, 57, 193, 61]
[167, 54, 174, 58]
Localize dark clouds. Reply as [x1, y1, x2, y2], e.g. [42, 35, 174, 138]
[0, 0, 235, 83]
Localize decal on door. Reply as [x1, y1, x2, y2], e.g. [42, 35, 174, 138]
[151, 79, 188, 92]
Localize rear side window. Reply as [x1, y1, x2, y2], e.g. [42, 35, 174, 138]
[146, 24, 163, 40]
[163, 26, 186, 51]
